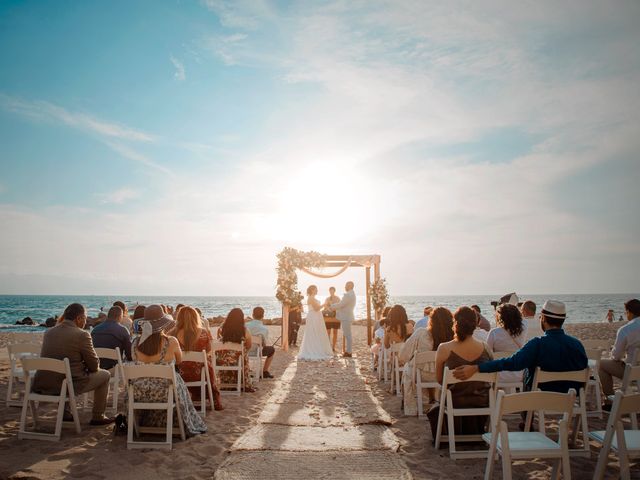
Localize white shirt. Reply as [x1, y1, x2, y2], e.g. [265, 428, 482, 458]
[524, 316, 543, 340]
[486, 326, 528, 384]
[473, 328, 489, 342]
[611, 317, 640, 362]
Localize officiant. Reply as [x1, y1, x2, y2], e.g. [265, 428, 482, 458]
[323, 286, 340, 352]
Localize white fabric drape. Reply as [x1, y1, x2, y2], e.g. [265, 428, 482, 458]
[300, 257, 353, 278]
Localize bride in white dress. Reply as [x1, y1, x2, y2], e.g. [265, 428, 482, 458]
[297, 285, 334, 360]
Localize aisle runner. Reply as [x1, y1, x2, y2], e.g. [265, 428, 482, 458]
[214, 357, 412, 480]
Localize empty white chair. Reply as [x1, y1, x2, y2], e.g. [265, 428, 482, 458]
[435, 367, 498, 459]
[585, 348, 604, 418]
[527, 368, 591, 457]
[123, 363, 186, 450]
[94, 347, 125, 414]
[18, 357, 81, 441]
[413, 351, 439, 417]
[388, 342, 405, 396]
[484, 389, 576, 480]
[590, 390, 640, 480]
[181, 350, 215, 416]
[8, 332, 44, 345]
[248, 335, 264, 381]
[212, 341, 244, 395]
[378, 345, 390, 382]
[6, 342, 41, 407]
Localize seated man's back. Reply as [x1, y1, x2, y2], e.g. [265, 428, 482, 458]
[91, 320, 132, 369]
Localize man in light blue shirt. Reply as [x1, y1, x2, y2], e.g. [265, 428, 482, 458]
[414, 306, 432, 330]
[600, 298, 640, 409]
[246, 307, 276, 378]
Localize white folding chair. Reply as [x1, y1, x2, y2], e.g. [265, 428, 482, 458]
[18, 357, 81, 441]
[388, 342, 405, 396]
[181, 350, 215, 417]
[585, 348, 604, 418]
[526, 368, 591, 457]
[94, 347, 125, 414]
[6, 342, 41, 407]
[591, 390, 640, 480]
[212, 341, 244, 395]
[493, 351, 524, 394]
[484, 389, 576, 480]
[123, 363, 186, 450]
[378, 345, 389, 382]
[435, 367, 498, 459]
[248, 335, 264, 381]
[414, 351, 439, 417]
[8, 332, 44, 345]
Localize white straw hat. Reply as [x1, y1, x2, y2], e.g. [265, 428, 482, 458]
[541, 300, 567, 320]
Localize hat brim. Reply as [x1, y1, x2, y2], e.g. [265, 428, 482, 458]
[141, 314, 176, 333]
[541, 309, 566, 320]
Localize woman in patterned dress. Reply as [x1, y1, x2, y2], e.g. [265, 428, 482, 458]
[172, 306, 224, 410]
[129, 304, 207, 436]
[216, 308, 255, 392]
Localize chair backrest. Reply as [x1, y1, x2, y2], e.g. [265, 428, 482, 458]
[496, 389, 576, 417]
[94, 347, 122, 361]
[442, 367, 498, 387]
[533, 367, 590, 388]
[212, 341, 244, 353]
[9, 332, 44, 344]
[20, 356, 69, 376]
[250, 335, 263, 349]
[621, 364, 640, 393]
[123, 363, 176, 381]
[8, 342, 41, 358]
[607, 390, 640, 420]
[181, 350, 208, 363]
[493, 351, 516, 360]
[388, 342, 405, 354]
[414, 350, 436, 364]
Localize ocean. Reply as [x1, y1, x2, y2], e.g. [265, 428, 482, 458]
[0, 293, 636, 331]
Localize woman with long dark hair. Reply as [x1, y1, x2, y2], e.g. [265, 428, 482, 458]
[217, 308, 255, 392]
[486, 303, 526, 387]
[384, 305, 410, 348]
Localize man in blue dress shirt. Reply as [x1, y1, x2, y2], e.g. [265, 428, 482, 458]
[453, 300, 588, 393]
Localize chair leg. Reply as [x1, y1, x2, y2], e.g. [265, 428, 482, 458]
[617, 422, 630, 480]
[55, 387, 67, 439]
[434, 388, 446, 450]
[68, 388, 81, 434]
[173, 385, 186, 441]
[484, 426, 499, 480]
[447, 396, 457, 457]
[592, 426, 613, 480]
[127, 386, 135, 447]
[499, 424, 512, 480]
[551, 459, 561, 480]
[561, 449, 572, 480]
[166, 389, 174, 448]
[6, 373, 14, 405]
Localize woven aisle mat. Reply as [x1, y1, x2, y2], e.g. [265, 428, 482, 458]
[231, 424, 400, 452]
[214, 451, 413, 480]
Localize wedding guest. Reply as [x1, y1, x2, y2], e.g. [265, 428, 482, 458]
[384, 305, 410, 348]
[375, 306, 393, 331]
[132, 304, 146, 334]
[521, 300, 543, 339]
[131, 305, 207, 435]
[600, 298, 640, 411]
[429, 306, 493, 439]
[246, 307, 276, 378]
[323, 287, 341, 352]
[400, 307, 454, 415]
[471, 305, 491, 331]
[288, 305, 302, 346]
[486, 304, 526, 387]
[113, 301, 133, 332]
[414, 306, 433, 330]
[33, 303, 114, 425]
[172, 306, 223, 410]
[91, 305, 133, 369]
[454, 300, 588, 394]
[218, 308, 255, 392]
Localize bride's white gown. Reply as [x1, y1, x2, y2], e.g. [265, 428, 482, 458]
[297, 299, 334, 360]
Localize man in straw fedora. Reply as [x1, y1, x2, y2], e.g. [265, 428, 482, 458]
[453, 300, 588, 394]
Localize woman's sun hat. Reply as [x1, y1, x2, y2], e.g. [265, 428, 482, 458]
[138, 304, 176, 345]
[541, 300, 567, 320]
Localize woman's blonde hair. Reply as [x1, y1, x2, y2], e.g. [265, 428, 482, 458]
[176, 306, 201, 351]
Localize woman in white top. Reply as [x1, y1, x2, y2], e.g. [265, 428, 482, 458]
[486, 303, 527, 386]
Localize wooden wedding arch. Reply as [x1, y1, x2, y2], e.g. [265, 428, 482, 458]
[279, 253, 382, 351]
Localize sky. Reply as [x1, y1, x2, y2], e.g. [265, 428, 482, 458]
[0, 0, 639, 296]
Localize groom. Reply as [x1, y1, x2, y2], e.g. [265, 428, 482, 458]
[330, 281, 356, 358]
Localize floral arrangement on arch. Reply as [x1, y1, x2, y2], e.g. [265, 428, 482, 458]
[370, 278, 389, 315]
[276, 247, 326, 306]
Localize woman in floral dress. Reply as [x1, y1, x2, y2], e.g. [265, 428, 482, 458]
[172, 306, 223, 410]
[129, 304, 206, 436]
[216, 308, 255, 392]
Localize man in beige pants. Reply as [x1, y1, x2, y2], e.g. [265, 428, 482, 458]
[599, 298, 640, 411]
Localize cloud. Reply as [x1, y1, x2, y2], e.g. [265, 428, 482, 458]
[96, 187, 140, 205]
[170, 55, 186, 81]
[0, 94, 154, 142]
[202, 0, 274, 30]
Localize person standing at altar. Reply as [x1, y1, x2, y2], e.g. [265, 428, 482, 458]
[323, 286, 341, 352]
[288, 305, 302, 346]
[330, 281, 357, 358]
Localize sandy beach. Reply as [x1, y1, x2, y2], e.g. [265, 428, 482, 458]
[0, 323, 635, 479]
